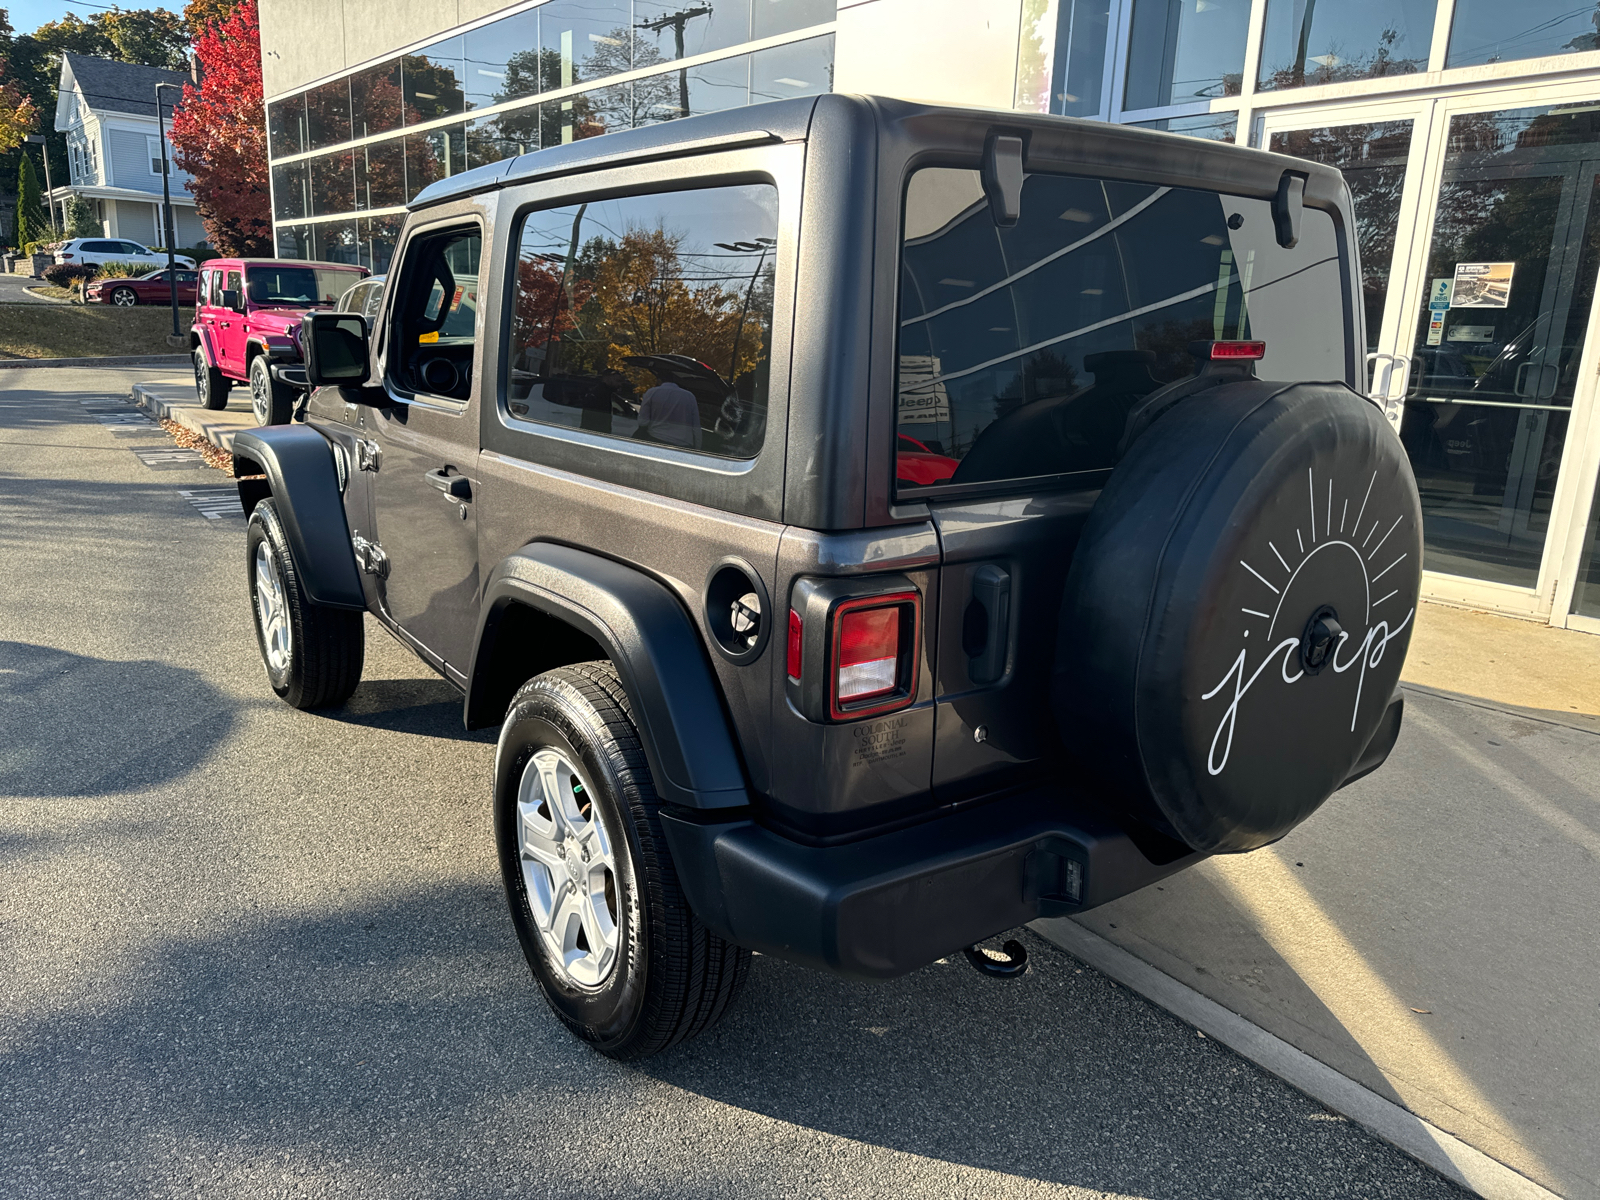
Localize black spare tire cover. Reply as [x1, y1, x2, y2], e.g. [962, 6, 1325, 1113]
[1054, 379, 1423, 854]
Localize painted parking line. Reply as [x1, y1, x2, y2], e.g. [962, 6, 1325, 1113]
[132, 447, 207, 471]
[177, 488, 243, 520]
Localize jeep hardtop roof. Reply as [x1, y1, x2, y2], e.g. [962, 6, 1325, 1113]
[408, 94, 1350, 215]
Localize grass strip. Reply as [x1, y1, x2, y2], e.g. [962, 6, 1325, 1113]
[0, 303, 193, 359]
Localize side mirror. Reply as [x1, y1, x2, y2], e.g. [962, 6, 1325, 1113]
[302, 311, 372, 389]
[221, 288, 243, 312]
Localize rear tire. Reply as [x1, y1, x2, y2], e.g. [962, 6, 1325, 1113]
[246, 498, 364, 709]
[194, 347, 230, 411]
[249, 354, 296, 426]
[495, 663, 750, 1060]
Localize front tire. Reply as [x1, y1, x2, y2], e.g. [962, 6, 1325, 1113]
[246, 498, 364, 709]
[495, 663, 750, 1060]
[194, 348, 230, 411]
[110, 286, 138, 307]
[249, 354, 296, 426]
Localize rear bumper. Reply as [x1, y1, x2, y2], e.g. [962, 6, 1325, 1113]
[660, 788, 1200, 981]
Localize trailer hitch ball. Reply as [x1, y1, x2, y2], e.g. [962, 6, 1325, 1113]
[963, 938, 1030, 977]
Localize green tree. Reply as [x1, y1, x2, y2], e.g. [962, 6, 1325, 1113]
[16, 149, 47, 245]
[64, 191, 97, 237]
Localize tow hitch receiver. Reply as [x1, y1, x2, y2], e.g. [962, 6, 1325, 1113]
[963, 939, 1029, 977]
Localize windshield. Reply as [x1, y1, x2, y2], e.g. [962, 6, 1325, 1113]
[245, 265, 364, 307]
[896, 168, 1349, 493]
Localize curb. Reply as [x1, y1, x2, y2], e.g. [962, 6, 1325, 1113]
[131, 381, 256, 453]
[1029, 918, 1563, 1200]
[0, 353, 190, 370]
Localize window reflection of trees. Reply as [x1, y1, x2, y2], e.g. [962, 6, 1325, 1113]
[510, 188, 778, 458]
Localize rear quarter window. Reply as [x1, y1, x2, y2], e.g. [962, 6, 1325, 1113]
[895, 168, 1348, 494]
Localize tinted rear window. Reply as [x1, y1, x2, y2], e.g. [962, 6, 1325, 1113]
[895, 168, 1348, 494]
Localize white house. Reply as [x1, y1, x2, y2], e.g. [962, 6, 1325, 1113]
[52, 52, 209, 247]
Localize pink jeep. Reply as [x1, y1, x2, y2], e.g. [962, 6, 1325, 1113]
[191, 258, 369, 425]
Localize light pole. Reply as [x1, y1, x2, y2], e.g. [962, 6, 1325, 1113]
[23, 134, 59, 239]
[713, 236, 775, 388]
[155, 82, 184, 342]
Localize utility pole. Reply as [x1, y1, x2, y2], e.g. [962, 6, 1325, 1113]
[155, 82, 184, 343]
[635, 6, 712, 120]
[24, 135, 59, 238]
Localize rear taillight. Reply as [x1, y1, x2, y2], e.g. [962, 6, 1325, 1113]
[827, 592, 919, 720]
[60, 253, 74, 260]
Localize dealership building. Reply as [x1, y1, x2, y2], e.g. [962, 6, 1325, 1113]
[258, 0, 1600, 632]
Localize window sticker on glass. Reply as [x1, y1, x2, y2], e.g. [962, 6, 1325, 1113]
[1450, 262, 1514, 308]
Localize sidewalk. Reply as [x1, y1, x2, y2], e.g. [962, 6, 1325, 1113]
[1037, 601, 1600, 1199]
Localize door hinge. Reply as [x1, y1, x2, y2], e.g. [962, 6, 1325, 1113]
[356, 438, 381, 471]
[352, 535, 389, 578]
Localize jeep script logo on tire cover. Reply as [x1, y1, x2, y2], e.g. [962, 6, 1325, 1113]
[1202, 467, 1415, 777]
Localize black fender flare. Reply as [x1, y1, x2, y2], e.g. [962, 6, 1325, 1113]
[468, 544, 750, 812]
[231, 426, 366, 610]
[193, 325, 221, 366]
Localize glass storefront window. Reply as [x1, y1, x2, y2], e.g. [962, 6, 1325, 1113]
[405, 125, 466, 195]
[1572, 471, 1600, 620]
[1052, 0, 1110, 118]
[464, 9, 539, 112]
[276, 223, 309, 259]
[467, 116, 536, 168]
[635, 54, 751, 125]
[1400, 105, 1600, 587]
[1270, 121, 1413, 353]
[1131, 112, 1237, 140]
[360, 214, 406, 274]
[1124, 0, 1249, 110]
[268, 95, 306, 158]
[356, 138, 406, 210]
[305, 77, 352, 149]
[403, 40, 466, 124]
[307, 151, 354, 217]
[750, 35, 833, 103]
[1447, 0, 1600, 69]
[350, 61, 404, 140]
[271, 161, 307, 222]
[538, 0, 632, 90]
[636, 0, 753, 60]
[1256, 0, 1432, 91]
[752, 0, 834, 40]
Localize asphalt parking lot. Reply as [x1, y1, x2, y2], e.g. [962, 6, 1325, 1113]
[0, 368, 1470, 1199]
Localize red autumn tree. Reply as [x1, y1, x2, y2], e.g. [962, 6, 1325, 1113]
[168, 0, 271, 254]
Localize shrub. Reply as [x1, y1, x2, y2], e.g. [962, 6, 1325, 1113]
[65, 195, 100, 239]
[96, 260, 147, 279]
[43, 262, 96, 288]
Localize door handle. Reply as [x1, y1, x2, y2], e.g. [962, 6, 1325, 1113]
[425, 468, 471, 500]
[964, 563, 1012, 685]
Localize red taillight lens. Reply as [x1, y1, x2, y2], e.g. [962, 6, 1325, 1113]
[61, 253, 74, 259]
[786, 609, 803, 680]
[827, 592, 919, 719]
[837, 606, 899, 701]
[1207, 340, 1266, 360]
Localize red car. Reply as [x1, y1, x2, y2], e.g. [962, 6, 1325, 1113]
[896, 433, 960, 487]
[85, 267, 199, 308]
[191, 257, 369, 426]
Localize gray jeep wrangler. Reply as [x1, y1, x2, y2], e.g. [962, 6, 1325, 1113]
[233, 95, 1422, 1060]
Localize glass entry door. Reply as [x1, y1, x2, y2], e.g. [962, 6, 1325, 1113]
[1264, 91, 1600, 617]
[1399, 102, 1600, 598]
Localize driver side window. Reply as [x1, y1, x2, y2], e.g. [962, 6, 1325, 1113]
[389, 226, 481, 402]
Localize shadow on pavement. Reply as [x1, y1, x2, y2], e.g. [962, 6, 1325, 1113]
[0, 640, 235, 798]
[0, 878, 1465, 1199]
[324, 675, 493, 742]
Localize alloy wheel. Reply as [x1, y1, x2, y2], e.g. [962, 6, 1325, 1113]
[251, 368, 271, 425]
[516, 747, 620, 988]
[193, 353, 208, 403]
[112, 288, 136, 307]
[253, 540, 292, 673]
